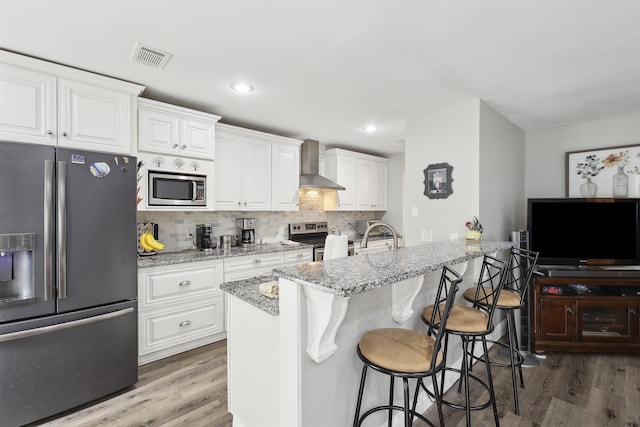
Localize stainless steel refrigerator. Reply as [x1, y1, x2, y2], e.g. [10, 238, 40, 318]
[0, 141, 138, 427]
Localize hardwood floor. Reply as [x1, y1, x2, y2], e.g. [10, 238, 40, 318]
[421, 346, 640, 427]
[32, 339, 639, 427]
[33, 340, 233, 427]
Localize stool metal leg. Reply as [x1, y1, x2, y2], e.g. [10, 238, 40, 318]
[462, 337, 472, 427]
[388, 376, 394, 426]
[482, 336, 500, 427]
[353, 365, 368, 427]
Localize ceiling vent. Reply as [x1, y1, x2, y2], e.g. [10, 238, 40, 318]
[131, 43, 172, 69]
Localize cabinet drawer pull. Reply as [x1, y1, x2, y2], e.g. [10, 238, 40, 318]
[172, 143, 179, 148]
[296, 253, 303, 258]
[253, 259, 261, 264]
[179, 280, 192, 287]
[179, 320, 192, 327]
[61, 131, 68, 137]
[566, 307, 574, 314]
[630, 309, 638, 315]
[47, 130, 54, 135]
[181, 144, 187, 149]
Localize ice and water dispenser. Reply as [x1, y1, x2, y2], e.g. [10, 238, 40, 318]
[0, 233, 35, 303]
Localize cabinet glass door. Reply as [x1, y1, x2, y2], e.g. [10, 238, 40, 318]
[577, 301, 638, 342]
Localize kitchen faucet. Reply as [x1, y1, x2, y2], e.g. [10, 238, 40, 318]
[360, 222, 399, 249]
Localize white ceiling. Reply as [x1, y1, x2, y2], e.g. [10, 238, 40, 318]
[2, 0, 640, 156]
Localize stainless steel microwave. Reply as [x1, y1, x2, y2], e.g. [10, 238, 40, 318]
[148, 171, 206, 206]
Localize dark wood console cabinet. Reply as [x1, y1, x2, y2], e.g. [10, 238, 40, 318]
[532, 276, 640, 353]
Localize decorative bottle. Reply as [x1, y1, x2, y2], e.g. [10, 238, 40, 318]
[613, 165, 628, 198]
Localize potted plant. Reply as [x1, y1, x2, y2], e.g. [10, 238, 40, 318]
[464, 217, 483, 240]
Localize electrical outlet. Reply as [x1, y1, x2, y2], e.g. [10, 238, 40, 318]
[421, 230, 432, 242]
[449, 233, 458, 240]
[412, 206, 419, 217]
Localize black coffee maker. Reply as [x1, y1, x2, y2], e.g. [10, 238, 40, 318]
[195, 224, 215, 251]
[236, 218, 256, 247]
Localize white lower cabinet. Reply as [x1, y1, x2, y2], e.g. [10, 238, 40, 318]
[137, 259, 225, 365]
[224, 252, 285, 282]
[223, 248, 313, 282]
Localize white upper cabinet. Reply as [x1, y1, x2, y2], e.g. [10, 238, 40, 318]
[324, 148, 388, 211]
[138, 98, 220, 159]
[56, 79, 133, 153]
[214, 125, 271, 211]
[241, 136, 272, 211]
[214, 124, 301, 211]
[0, 64, 55, 145]
[356, 157, 388, 210]
[0, 51, 144, 154]
[272, 140, 301, 211]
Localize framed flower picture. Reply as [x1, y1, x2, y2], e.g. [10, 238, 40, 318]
[566, 144, 640, 198]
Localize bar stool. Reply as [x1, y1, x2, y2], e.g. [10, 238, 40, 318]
[462, 247, 539, 415]
[420, 254, 507, 427]
[353, 266, 463, 427]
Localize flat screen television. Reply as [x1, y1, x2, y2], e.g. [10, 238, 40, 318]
[527, 198, 640, 267]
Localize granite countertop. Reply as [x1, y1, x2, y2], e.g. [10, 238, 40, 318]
[220, 275, 280, 316]
[273, 240, 514, 298]
[137, 242, 312, 268]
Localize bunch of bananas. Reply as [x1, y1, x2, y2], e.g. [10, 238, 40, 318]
[139, 231, 165, 252]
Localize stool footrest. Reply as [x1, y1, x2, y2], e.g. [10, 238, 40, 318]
[356, 404, 436, 427]
[439, 367, 495, 412]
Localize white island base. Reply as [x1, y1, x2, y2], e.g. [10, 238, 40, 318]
[224, 241, 512, 427]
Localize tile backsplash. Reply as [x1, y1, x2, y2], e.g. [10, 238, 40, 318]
[137, 189, 381, 251]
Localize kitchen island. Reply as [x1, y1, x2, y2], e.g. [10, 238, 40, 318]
[222, 239, 513, 427]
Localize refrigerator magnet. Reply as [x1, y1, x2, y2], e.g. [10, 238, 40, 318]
[71, 154, 86, 165]
[89, 162, 111, 178]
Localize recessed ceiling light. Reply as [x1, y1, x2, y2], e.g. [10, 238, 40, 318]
[230, 82, 254, 93]
[363, 125, 379, 133]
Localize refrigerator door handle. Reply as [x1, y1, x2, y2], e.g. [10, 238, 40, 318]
[57, 160, 67, 299]
[0, 307, 134, 343]
[44, 159, 55, 301]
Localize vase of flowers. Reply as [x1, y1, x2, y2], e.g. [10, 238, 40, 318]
[576, 154, 604, 197]
[464, 216, 483, 240]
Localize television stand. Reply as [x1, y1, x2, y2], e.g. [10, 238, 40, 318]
[532, 271, 640, 354]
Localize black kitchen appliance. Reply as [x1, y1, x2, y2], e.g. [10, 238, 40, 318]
[289, 221, 354, 261]
[196, 223, 215, 251]
[0, 141, 138, 427]
[236, 218, 256, 246]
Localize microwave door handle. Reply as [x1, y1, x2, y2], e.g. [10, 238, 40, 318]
[192, 181, 197, 201]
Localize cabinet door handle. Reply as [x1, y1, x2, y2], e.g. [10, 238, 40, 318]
[630, 309, 638, 315]
[47, 130, 54, 135]
[179, 320, 192, 327]
[296, 253, 303, 258]
[181, 144, 187, 149]
[566, 307, 574, 314]
[253, 259, 261, 264]
[61, 131, 67, 137]
[179, 280, 191, 287]
[172, 143, 179, 148]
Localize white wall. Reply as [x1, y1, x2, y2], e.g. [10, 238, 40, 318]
[479, 101, 526, 240]
[403, 100, 526, 246]
[381, 152, 404, 234]
[403, 101, 481, 246]
[525, 110, 640, 198]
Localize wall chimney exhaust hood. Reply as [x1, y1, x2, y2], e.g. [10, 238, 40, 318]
[299, 139, 345, 190]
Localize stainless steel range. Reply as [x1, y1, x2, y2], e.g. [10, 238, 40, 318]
[289, 221, 354, 261]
